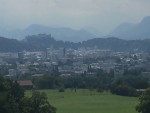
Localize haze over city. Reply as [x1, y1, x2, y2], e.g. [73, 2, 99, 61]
[1, 1, 150, 113]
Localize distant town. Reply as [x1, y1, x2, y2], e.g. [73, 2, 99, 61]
[0, 48, 149, 82]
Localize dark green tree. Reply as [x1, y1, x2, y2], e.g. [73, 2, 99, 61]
[19, 91, 56, 113]
[110, 80, 137, 97]
[0, 77, 56, 113]
[136, 88, 150, 113]
[30, 91, 56, 113]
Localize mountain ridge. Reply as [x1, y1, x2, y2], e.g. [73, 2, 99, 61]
[110, 16, 150, 40]
[0, 24, 97, 42]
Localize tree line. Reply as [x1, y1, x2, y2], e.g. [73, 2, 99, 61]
[32, 68, 149, 97]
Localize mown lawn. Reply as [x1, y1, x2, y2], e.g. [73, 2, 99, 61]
[27, 89, 138, 113]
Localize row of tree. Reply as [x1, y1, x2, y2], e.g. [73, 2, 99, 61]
[32, 71, 149, 97]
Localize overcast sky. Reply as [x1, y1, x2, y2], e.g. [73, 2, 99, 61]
[0, 0, 150, 33]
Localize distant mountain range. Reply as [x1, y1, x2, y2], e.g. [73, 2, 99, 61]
[110, 16, 150, 40]
[0, 16, 150, 52]
[1, 34, 150, 52]
[0, 16, 150, 41]
[0, 24, 97, 42]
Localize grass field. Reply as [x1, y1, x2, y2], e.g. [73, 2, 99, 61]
[27, 89, 138, 113]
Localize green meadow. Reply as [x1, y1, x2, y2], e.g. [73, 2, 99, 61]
[27, 89, 138, 113]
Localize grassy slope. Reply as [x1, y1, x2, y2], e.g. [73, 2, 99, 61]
[27, 89, 138, 113]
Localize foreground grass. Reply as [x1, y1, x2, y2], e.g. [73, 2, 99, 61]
[27, 89, 138, 113]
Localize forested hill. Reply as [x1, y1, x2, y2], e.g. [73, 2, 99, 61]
[82, 37, 150, 51]
[22, 34, 81, 50]
[1, 34, 150, 52]
[0, 37, 27, 52]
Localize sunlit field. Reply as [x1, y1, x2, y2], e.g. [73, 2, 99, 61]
[26, 89, 138, 113]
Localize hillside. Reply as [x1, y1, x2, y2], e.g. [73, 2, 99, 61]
[0, 37, 27, 52]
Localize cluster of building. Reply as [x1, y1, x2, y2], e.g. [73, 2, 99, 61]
[0, 48, 150, 80]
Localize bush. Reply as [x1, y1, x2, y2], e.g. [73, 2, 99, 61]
[58, 86, 65, 92]
[97, 88, 104, 92]
[111, 83, 137, 97]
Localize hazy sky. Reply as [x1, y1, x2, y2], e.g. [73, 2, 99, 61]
[0, 0, 150, 33]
